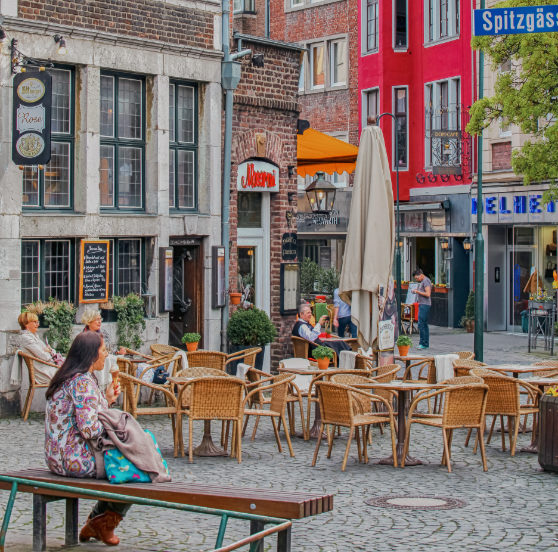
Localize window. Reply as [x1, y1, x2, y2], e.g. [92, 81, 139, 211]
[393, 87, 408, 169]
[425, 0, 459, 43]
[364, 0, 379, 53]
[311, 44, 325, 89]
[298, 54, 305, 91]
[238, 193, 262, 228]
[100, 73, 145, 210]
[329, 40, 346, 86]
[23, 68, 74, 209]
[394, 0, 407, 49]
[105, 238, 144, 296]
[362, 88, 379, 127]
[169, 82, 198, 210]
[290, 0, 304, 7]
[425, 77, 460, 168]
[21, 240, 72, 305]
[233, 0, 255, 12]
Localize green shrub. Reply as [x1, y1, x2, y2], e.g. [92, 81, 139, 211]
[181, 332, 201, 344]
[300, 258, 320, 297]
[113, 293, 146, 350]
[459, 290, 475, 327]
[43, 299, 77, 354]
[227, 307, 277, 347]
[317, 267, 340, 297]
[312, 345, 334, 359]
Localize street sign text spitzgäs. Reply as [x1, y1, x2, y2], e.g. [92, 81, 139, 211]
[474, 6, 558, 36]
[12, 71, 52, 165]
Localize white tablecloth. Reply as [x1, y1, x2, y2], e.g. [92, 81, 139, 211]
[435, 354, 459, 382]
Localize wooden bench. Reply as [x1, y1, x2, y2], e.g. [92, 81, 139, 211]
[0, 468, 333, 552]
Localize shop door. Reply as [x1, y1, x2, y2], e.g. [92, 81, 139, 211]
[487, 226, 506, 331]
[508, 249, 534, 330]
[169, 245, 203, 347]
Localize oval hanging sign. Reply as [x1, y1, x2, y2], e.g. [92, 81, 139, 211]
[17, 77, 46, 102]
[237, 160, 280, 193]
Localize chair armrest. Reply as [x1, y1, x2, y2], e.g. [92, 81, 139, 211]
[347, 387, 395, 415]
[18, 351, 59, 370]
[119, 373, 178, 406]
[243, 375, 295, 407]
[403, 359, 432, 381]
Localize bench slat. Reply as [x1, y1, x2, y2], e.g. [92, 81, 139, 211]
[0, 469, 333, 520]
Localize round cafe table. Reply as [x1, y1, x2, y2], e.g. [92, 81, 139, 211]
[484, 364, 555, 378]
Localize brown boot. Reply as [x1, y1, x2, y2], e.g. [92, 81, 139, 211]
[79, 511, 123, 546]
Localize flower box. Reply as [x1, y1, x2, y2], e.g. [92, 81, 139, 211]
[528, 300, 554, 310]
[538, 394, 558, 472]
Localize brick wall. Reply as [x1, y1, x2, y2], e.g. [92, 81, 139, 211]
[18, 0, 215, 50]
[492, 141, 512, 171]
[229, 38, 301, 367]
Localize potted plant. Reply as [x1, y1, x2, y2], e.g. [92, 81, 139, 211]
[23, 300, 53, 327]
[459, 290, 475, 333]
[312, 345, 334, 370]
[182, 332, 201, 352]
[42, 299, 77, 355]
[227, 307, 277, 371]
[396, 335, 412, 357]
[229, 291, 242, 305]
[113, 293, 146, 350]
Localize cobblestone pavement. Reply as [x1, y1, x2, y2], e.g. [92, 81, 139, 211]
[2, 330, 558, 551]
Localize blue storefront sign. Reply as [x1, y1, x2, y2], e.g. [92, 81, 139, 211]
[471, 192, 558, 224]
[474, 6, 558, 36]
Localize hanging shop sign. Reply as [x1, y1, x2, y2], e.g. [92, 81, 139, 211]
[12, 71, 52, 165]
[79, 240, 110, 303]
[281, 233, 297, 261]
[237, 160, 279, 192]
[471, 192, 558, 224]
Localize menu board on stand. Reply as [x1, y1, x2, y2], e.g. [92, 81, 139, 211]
[79, 240, 110, 303]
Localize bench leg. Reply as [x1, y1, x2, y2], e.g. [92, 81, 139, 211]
[65, 498, 79, 545]
[32, 495, 47, 552]
[250, 520, 264, 552]
[277, 525, 291, 552]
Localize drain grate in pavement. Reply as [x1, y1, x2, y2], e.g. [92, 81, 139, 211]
[365, 496, 466, 510]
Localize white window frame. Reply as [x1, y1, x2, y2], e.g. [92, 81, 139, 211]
[300, 36, 348, 93]
[310, 43, 325, 90]
[424, 0, 459, 44]
[361, 87, 380, 129]
[393, 0, 408, 50]
[392, 85, 409, 171]
[361, 0, 379, 55]
[329, 39, 347, 87]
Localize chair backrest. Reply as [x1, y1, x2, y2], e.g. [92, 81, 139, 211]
[453, 351, 475, 360]
[186, 350, 228, 371]
[151, 344, 179, 357]
[532, 361, 558, 377]
[330, 373, 371, 386]
[442, 382, 488, 427]
[354, 354, 374, 371]
[291, 336, 309, 359]
[279, 358, 314, 370]
[315, 381, 355, 427]
[469, 368, 519, 415]
[453, 359, 486, 377]
[268, 373, 295, 414]
[188, 377, 245, 420]
[176, 366, 227, 378]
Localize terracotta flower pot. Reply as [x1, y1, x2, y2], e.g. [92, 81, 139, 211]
[186, 341, 198, 352]
[317, 357, 330, 370]
[229, 293, 242, 305]
[397, 344, 410, 357]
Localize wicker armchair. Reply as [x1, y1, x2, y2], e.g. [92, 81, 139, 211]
[17, 351, 60, 421]
[311, 381, 397, 471]
[118, 371, 183, 457]
[402, 377, 489, 472]
[186, 350, 228, 371]
[243, 373, 297, 457]
[531, 361, 558, 377]
[176, 376, 245, 462]
[453, 359, 487, 378]
[469, 368, 541, 456]
[150, 344, 180, 357]
[225, 347, 262, 376]
[291, 336, 338, 366]
[452, 351, 475, 360]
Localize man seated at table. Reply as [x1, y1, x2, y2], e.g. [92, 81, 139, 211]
[292, 304, 351, 359]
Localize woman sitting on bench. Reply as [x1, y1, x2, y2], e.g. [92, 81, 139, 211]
[44, 332, 128, 546]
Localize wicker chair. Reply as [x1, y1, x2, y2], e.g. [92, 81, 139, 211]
[311, 381, 397, 471]
[354, 353, 376, 370]
[225, 347, 262, 376]
[150, 344, 180, 357]
[291, 336, 338, 366]
[402, 377, 489, 472]
[186, 350, 228, 371]
[469, 368, 541, 456]
[176, 376, 245, 462]
[452, 351, 475, 360]
[531, 361, 558, 377]
[17, 351, 59, 422]
[118, 371, 183, 457]
[453, 359, 487, 378]
[243, 373, 297, 457]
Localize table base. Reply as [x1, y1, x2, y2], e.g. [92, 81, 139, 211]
[193, 421, 228, 457]
[520, 443, 538, 454]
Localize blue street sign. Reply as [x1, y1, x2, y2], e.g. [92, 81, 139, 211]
[474, 5, 558, 36]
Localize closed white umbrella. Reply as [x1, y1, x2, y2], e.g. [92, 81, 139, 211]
[338, 125, 394, 349]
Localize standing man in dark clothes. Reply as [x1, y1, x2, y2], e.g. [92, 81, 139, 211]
[413, 268, 432, 350]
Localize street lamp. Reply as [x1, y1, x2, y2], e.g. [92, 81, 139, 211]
[305, 171, 337, 214]
[376, 113, 402, 334]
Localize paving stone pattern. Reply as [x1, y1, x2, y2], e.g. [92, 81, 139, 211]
[2, 328, 558, 551]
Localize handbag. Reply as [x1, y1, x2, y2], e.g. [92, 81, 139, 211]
[152, 367, 169, 384]
[104, 429, 169, 484]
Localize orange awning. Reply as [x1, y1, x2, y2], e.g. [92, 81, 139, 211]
[297, 128, 359, 178]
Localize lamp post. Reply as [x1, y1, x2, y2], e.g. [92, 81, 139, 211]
[376, 113, 402, 334]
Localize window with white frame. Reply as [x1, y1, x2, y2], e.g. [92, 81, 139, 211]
[300, 37, 348, 92]
[290, 0, 304, 7]
[21, 239, 73, 304]
[424, 77, 461, 168]
[169, 81, 197, 210]
[394, 0, 407, 49]
[329, 40, 347, 86]
[100, 73, 145, 210]
[23, 67, 74, 209]
[425, 0, 459, 43]
[363, 0, 379, 53]
[362, 88, 379, 128]
[393, 87, 408, 169]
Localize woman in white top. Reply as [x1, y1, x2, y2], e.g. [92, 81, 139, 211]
[17, 312, 63, 383]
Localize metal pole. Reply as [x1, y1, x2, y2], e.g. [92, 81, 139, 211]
[376, 113, 402, 334]
[474, 0, 485, 362]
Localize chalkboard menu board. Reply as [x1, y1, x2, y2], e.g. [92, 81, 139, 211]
[79, 240, 110, 303]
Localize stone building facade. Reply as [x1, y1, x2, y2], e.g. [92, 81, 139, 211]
[0, 0, 223, 415]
